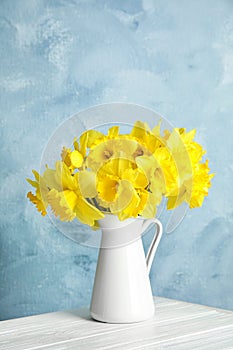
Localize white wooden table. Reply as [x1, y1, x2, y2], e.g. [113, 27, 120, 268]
[1, 297, 233, 349]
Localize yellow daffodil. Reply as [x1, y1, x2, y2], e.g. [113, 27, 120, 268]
[189, 160, 214, 208]
[61, 147, 72, 170]
[130, 120, 163, 154]
[86, 138, 138, 173]
[26, 170, 49, 216]
[109, 180, 141, 220]
[47, 162, 103, 225]
[141, 191, 160, 218]
[96, 158, 135, 209]
[121, 168, 148, 189]
[164, 128, 214, 209]
[47, 189, 77, 221]
[61, 147, 84, 171]
[79, 129, 104, 157]
[26, 120, 214, 226]
[28, 162, 103, 226]
[166, 160, 213, 210]
[96, 158, 152, 220]
[97, 174, 118, 204]
[136, 154, 166, 195]
[47, 188, 104, 226]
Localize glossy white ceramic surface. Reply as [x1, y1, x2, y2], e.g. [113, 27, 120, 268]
[90, 215, 162, 323]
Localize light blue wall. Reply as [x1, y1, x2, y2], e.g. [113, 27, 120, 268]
[1, 0, 233, 320]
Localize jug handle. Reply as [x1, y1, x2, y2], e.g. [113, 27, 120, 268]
[142, 218, 163, 274]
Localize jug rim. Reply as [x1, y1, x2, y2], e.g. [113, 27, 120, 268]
[98, 214, 145, 230]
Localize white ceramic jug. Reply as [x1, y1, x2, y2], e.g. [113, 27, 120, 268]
[90, 215, 163, 323]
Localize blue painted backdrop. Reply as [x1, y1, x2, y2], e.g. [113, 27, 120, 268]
[1, 0, 233, 320]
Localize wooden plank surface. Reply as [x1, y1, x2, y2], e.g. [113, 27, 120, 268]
[0, 297, 233, 349]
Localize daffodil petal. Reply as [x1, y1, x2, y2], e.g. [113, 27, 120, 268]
[26, 178, 38, 188]
[27, 191, 47, 216]
[141, 192, 158, 218]
[99, 157, 134, 179]
[108, 126, 119, 138]
[130, 121, 149, 140]
[47, 189, 76, 221]
[122, 168, 148, 189]
[97, 174, 118, 202]
[77, 170, 97, 198]
[74, 197, 104, 226]
[61, 147, 72, 168]
[70, 150, 83, 168]
[55, 161, 77, 190]
[43, 167, 60, 191]
[110, 179, 140, 215]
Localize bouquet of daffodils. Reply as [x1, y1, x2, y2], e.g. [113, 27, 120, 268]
[27, 121, 213, 228]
